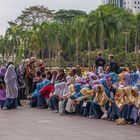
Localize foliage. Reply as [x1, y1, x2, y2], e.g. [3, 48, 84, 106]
[0, 4, 140, 68]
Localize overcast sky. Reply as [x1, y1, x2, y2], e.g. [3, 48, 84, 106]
[0, 0, 101, 35]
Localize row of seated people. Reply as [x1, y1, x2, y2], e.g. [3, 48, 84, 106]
[29, 69, 140, 125]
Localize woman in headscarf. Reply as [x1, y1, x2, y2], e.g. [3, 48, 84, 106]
[124, 73, 131, 86]
[83, 76, 92, 89]
[89, 84, 109, 118]
[75, 77, 85, 86]
[90, 73, 98, 82]
[129, 87, 140, 125]
[49, 82, 69, 112]
[51, 70, 58, 83]
[65, 83, 82, 113]
[114, 87, 133, 124]
[129, 73, 139, 86]
[99, 79, 111, 119]
[118, 73, 125, 87]
[4, 64, 18, 110]
[119, 87, 134, 123]
[77, 87, 94, 116]
[97, 66, 104, 75]
[79, 85, 98, 117]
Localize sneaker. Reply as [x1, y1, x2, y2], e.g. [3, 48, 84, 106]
[101, 112, 108, 119]
[48, 107, 53, 111]
[134, 123, 138, 126]
[59, 112, 66, 115]
[54, 110, 59, 113]
[2, 107, 7, 110]
[89, 115, 95, 118]
[37, 106, 46, 109]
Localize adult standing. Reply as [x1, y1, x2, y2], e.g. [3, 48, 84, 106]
[3, 64, 18, 110]
[38, 59, 45, 74]
[95, 52, 106, 71]
[108, 55, 118, 74]
[25, 57, 36, 95]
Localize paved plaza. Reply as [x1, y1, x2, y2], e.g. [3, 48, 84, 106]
[0, 101, 139, 140]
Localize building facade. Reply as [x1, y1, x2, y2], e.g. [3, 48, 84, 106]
[101, 0, 124, 7]
[102, 0, 140, 14]
[123, 0, 140, 14]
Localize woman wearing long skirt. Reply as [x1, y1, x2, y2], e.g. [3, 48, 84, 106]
[3, 64, 18, 110]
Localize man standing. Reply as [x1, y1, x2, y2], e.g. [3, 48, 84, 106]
[95, 52, 106, 70]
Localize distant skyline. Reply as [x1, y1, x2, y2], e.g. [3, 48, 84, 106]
[0, 0, 101, 35]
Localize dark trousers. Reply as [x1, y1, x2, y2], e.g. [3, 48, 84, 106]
[89, 102, 103, 118]
[37, 94, 47, 108]
[81, 101, 92, 117]
[49, 96, 59, 110]
[0, 100, 5, 109]
[4, 98, 17, 109]
[107, 103, 120, 119]
[121, 104, 133, 120]
[25, 78, 33, 95]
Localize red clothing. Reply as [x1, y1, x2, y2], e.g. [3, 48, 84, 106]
[40, 84, 54, 99]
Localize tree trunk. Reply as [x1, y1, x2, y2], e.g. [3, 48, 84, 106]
[135, 38, 140, 67]
[48, 45, 51, 70]
[76, 38, 79, 66]
[41, 49, 44, 59]
[135, 37, 139, 53]
[100, 34, 104, 53]
[88, 40, 91, 69]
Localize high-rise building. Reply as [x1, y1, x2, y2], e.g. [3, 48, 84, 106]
[101, 0, 124, 7]
[102, 0, 140, 14]
[123, 0, 140, 14]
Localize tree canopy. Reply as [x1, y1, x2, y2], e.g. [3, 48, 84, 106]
[0, 5, 140, 68]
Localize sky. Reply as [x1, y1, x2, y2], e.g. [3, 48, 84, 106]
[0, 0, 101, 35]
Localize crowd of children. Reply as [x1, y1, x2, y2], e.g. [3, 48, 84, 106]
[0, 53, 140, 126]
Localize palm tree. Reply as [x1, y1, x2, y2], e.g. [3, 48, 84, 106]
[70, 16, 86, 66]
[88, 9, 117, 52]
[39, 22, 63, 69]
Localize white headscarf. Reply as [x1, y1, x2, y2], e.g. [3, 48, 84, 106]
[54, 82, 69, 97]
[4, 64, 18, 99]
[4, 65, 17, 83]
[98, 66, 104, 74]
